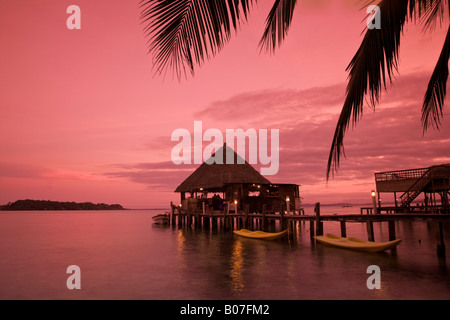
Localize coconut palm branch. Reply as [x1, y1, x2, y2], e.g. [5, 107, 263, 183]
[140, 0, 254, 79]
[259, 0, 298, 53]
[422, 25, 450, 131]
[326, 0, 449, 179]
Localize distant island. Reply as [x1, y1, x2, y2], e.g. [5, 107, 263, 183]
[0, 199, 124, 211]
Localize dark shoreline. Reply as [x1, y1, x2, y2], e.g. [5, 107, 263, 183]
[0, 199, 125, 211]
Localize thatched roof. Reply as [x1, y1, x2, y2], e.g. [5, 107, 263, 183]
[175, 145, 271, 192]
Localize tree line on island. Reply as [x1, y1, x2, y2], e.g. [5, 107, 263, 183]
[0, 199, 124, 211]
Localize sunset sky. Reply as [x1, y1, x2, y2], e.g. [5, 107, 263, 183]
[1, 0, 449, 209]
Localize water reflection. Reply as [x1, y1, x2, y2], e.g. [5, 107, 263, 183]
[176, 229, 186, 269]
[229, 239, 245, 294]
[170, 220, 450, 299]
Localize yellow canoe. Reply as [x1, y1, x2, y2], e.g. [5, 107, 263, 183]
[233, 229, 288, 240]
[314, 233, 401, 253]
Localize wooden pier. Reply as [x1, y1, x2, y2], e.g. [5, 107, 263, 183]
[168, 202, 449, 258]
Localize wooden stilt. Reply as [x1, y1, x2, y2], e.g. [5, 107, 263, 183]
[262, 204, 267, 231]
[340, 220, 346, 238]
[280, 209, 285, 230]
[315, 202, 323, 236]
[310, 220, 315, 239]
[437, 221, 446, 258]
[366, 220, 374, 242]
[244, 204, 249, 229]
[170, 206, 175, 226]
[388, 220, 396, 241]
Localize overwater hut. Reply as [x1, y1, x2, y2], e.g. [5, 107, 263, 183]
[175, 145, 301, 214]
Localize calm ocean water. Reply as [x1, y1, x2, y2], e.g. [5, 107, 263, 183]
[0, 207, 449, 300]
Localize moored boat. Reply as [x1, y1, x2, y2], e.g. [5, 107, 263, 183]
[152, 213, 170, 225]
[233, 229, 288, 240]
[314, 233, 401, 253]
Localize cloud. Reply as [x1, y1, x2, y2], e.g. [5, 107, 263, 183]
[103, 161, 198, 192]
[0, 162, 111, 182]
[103, 70, 450, 203]
[194, 83, 345, 129]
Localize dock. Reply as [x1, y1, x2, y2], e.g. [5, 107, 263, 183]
[168, 202, 449, 258]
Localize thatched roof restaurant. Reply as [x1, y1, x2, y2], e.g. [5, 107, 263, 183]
[175, 145, 301, 213]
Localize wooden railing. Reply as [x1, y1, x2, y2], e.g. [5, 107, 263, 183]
[375, 164, 450, 182]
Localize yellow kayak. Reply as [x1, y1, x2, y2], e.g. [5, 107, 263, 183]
[314, 234, 401, 253]
[233, 229, 288, 240]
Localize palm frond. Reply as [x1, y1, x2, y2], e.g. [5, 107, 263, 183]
[412, 0, 446, 32]
[422, 25, 450, 131]
[258, 0, 298, 53]
[327, 0, 411, 179]
[140, 0, 254, 79]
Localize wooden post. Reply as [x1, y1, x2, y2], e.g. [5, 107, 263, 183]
[388, 220, 396, 241]
[437, 221, 446, 258]
[280, 208, 285, 230]
[310, 220, 315, 239]
[170, 205, 175, 226]
[340, 220, 346, 238]
[244, 204, 249, 229]
[262, 204, 267, 231]
[192, 213, 196, 228]
[178, 213, 182, 226]
[314, 202, 323, 236]
[212, 216, 217, 229]
[366, 220, 374, 242]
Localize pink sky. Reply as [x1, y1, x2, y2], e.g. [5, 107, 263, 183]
[1, 1, 449, 209]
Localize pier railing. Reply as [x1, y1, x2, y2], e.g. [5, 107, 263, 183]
[375, 164, 450, 183]
[375, 167, 429, 182]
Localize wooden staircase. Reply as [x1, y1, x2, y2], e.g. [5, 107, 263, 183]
[399, 168, 431, 207]
[399, 165, 450, 208]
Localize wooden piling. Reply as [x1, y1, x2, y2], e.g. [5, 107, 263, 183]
[388, 220, 396, 241]
[244, 204, 249, 229]
[437, 221, 446, 258]
[340, 220, 346, 238]
[314, 202, 323, 236]
[170, 206, 175, 226]
[177, 213, 182, 226]
[366, 220, 374, 242]
[262, 204, 267, 231]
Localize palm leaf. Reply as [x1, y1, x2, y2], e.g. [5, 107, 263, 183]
[327, 0, 411, 179]
[422, 25, 450, 131]
[140, 0, 254, 79]
[413, 0, 446, 32]
[258, 0, 298, 53]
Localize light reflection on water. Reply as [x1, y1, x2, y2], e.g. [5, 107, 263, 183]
[230, 240, 244, 294]
[0, 210, 449, 300]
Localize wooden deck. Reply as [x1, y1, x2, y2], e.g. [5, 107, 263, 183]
[168, 202, 449, 258]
